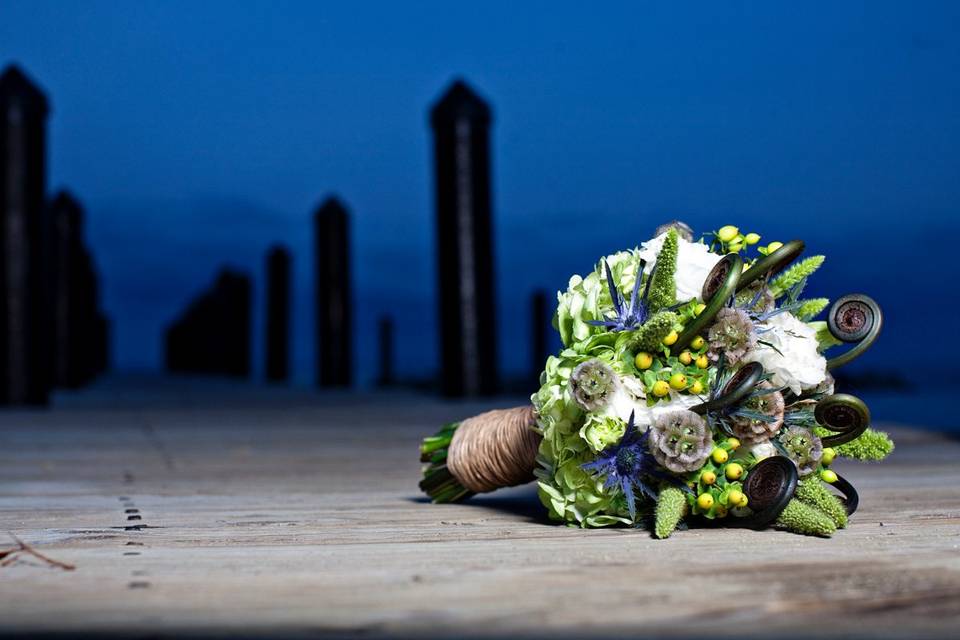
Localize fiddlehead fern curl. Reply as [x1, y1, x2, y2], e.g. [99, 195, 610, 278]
[825, 294, 883, 370]
[814, 393, 870, 447]
[671, 253, 742, 354]
[691, 361, 764, 415]
[739, 456, 799, 529]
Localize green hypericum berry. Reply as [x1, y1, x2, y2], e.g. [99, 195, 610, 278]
[717, 225, 739, 243]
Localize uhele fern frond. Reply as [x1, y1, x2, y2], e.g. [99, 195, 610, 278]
[771, 256, 825, 298]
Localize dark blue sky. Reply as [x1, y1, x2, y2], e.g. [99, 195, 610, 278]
[2, 1, 958, 386]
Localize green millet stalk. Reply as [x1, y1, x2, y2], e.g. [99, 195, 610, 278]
[775, 499, 836, 537]
[770, 256, 825, 298]
[630, 311, 677, 352]
[654, 486, 687, 539]
[795, 478, 848, 529]
[647, 228, 678, 312]
[795, 298, 830, 321]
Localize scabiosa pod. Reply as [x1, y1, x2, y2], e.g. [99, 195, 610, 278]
[778, 426, 823, 477]
[729, 384, 785, 445]
[707, 307, 757, 365]
[648, 410, 713, 473]
[569, 359, 619, 412]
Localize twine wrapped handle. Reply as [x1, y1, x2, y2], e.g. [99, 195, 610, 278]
[448, 406, 541, 493]
[420, 405, 542, 501]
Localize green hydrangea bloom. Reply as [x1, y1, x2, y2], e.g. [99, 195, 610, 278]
[554, 250, 642, 347]
[579, 414, 626, 453]
[532, 345, 630, 527]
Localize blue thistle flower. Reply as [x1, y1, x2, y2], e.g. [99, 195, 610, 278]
[588, 258, 656, 332]
[581, 411, 687, 521]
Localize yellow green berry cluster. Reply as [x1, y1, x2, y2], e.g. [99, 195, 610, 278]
[710, 224, 783, 258]
[632, 339, 710, 402]
[688, 438, 750, 520]
[629, 300, 712, 402]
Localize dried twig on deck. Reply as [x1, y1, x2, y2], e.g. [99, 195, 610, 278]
[1, 533, 75, 571]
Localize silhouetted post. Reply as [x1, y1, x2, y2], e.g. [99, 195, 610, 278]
[48, 191, 110, 387]
[76, 248, 102, 385]
[265, 245, 291, 382]
[429, 80, 498, 397]
[530, 290, 548, 388]
[93, 312, 110, 375]
[48, 191, 85, 388]
[0, 65, 49, 405]
[314, 197, 352, 388]
[165, 269, 251, 377]
[377, 315, 394, 387]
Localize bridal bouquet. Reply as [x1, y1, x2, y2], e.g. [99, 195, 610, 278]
[420, 222, 890, 538]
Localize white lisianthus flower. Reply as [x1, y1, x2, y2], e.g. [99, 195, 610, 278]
[744, 312, 827, 395]
[607, 380, 702, 432]
[638, 232, 722, 302]
[748, 441, 777, 462]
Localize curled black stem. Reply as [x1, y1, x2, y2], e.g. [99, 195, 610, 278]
[825, 294, 883, 370]
[815, 393, 870, 447]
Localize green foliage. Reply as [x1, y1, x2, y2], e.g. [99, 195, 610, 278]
[815, 427, 894, 461]
[770, 256, 825, 298]
[629, 311, 677, 352]
[796, 478, 848, 528]
[647, 228, 678, 312]
[419, 422, 473, 503]
[654, 486, 687, 539]
[775, 499, 836, 537]
[795, 298, 830, 321]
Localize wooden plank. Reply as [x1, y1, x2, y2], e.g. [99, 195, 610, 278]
[1, 385, 959, 638]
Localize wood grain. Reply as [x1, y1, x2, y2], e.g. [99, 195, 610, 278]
[1, 382, 959, 638]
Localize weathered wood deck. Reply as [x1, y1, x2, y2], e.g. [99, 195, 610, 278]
[2, 380, 959, 638]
